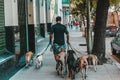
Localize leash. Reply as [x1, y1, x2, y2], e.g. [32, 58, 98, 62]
[68, 43, 83, 55]
[67, 43, 79, 58]
[37, 43, 51, 56]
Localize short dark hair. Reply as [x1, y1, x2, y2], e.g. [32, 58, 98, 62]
[56, 16, 61, 22]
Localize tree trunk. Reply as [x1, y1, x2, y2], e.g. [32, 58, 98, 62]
[92, 0, 109, 64]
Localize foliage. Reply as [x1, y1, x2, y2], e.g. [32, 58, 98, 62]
[70, 0, 86, 16]
[110, 0, 120, 5]
[70, 0, 120, 16]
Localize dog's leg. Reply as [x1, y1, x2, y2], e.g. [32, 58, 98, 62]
[61, 64, 64, 78]
[88, 59, 92, 68]
[68, 69, 70, 78]
[85, 66, 88, 79]
[72, 69, 75, 80]
[81, 69, 84, 78]
[93, 59, 97, 72]
[95, 58, 98, 72]
[68, 66, 72, 79]
[26, 57, 30, 67]
[26, 61, 28, 67]
[29, 58, 33, 66]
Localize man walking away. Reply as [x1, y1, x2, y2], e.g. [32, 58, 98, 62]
[49, 16, 69, 61]
[49, 16, 70, 73]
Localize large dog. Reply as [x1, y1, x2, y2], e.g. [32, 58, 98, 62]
[77, 56, 88, 79]
[67, 50, 77, 80]
[87, 54, 98, 72]
[25, 51, 33, 67]
[55, 50, 66, 77]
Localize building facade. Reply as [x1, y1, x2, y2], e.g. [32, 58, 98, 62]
[0, 0, 70, 64]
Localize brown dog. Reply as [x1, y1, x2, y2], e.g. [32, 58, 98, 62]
[87, 54, 98, 72]
[77, 56, 88, 79]
[25, 51, 33, 67]
[54, 51, 66, 77]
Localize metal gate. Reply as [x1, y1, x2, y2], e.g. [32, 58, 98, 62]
[0, 0, 5, 53]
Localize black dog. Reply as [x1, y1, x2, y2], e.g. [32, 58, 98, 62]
[67, 50, 78, 80]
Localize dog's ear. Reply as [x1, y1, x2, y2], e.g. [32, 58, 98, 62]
[57, 55, 60, 58]
[76, 58, 80, 63]
[86, 57, 89, 62]
[77, 58, 79, 60]
[67, 50, 75, 54]
[36, 55, 40, 58]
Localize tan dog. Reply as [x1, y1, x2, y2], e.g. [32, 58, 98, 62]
[77, 56, 88, 79]
[54, 51, 66, 77]
[87, 54, 98, 72]
[25, 51, 33, 67]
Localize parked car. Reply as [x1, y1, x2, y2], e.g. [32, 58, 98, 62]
[111, 28, 120, 55]
[106, 26, 118, 37]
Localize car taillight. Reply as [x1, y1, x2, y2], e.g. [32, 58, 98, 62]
[111, 29, 116, 32]
[111, 26, 117, 32]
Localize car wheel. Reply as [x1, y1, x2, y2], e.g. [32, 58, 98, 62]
[112, 48, 116, 55]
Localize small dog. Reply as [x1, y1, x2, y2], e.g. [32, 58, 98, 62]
[25, 51, 33, 67]
[76, 56, 88, 79]
[67, 50, 77, 80]
[35, 54, 43, 69]
[87, 54, 98, 72]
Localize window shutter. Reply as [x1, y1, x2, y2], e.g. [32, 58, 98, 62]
[0, 0, 5, 51]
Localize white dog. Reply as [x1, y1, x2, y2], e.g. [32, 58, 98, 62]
[35, 55, 43, 69]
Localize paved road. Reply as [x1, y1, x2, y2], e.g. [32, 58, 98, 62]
[10, 30, 120, 80]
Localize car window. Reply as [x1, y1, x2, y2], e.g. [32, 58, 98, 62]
[116, 36, 120, 46]
[116, 28, 120, 34]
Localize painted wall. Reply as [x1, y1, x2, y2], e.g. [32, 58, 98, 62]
[4, 0, 18, 26]
[28, 0, 34, 24]
[40, 0, 46, 23]
[50, 0, 56, 24]
[57, 0, 63, 23]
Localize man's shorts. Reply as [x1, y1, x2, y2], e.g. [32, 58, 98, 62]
[52, 43, 66, 55]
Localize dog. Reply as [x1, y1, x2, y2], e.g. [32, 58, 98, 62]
[55, 49, 66, 78]
[35, 54, 43, 69]
[67, 50, 77, 80]
[87, 54, 98, 72]
[76, 56, 88, 80]
[25, 51, 33, 67]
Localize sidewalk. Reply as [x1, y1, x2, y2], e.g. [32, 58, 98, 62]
[10, 30, 120, 80]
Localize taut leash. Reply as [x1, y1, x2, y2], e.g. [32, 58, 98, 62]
[68, 43, 83, 55]
[37, 43, 51, 56]
[67, 43, 79, 58]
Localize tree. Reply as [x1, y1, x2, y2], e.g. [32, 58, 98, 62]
[92, 0, 110, 64]
[70, 0, 120, 64]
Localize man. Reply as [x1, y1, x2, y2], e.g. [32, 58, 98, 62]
[49, 16, 70, 62]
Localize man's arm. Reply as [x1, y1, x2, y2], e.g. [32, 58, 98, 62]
[66, 34, 70, 44]
[49, 34, 53, 44]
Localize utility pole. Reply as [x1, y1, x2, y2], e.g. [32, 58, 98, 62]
[25, 0, 29, 51]
[86, 0, 92, 54]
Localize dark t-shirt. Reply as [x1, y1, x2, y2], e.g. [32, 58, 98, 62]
[50, 23, 69, 45]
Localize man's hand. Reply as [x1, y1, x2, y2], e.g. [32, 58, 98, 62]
[67, 40, 70, 44]
[49, 34, 53, 45]
[49, 39, 52, 45]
